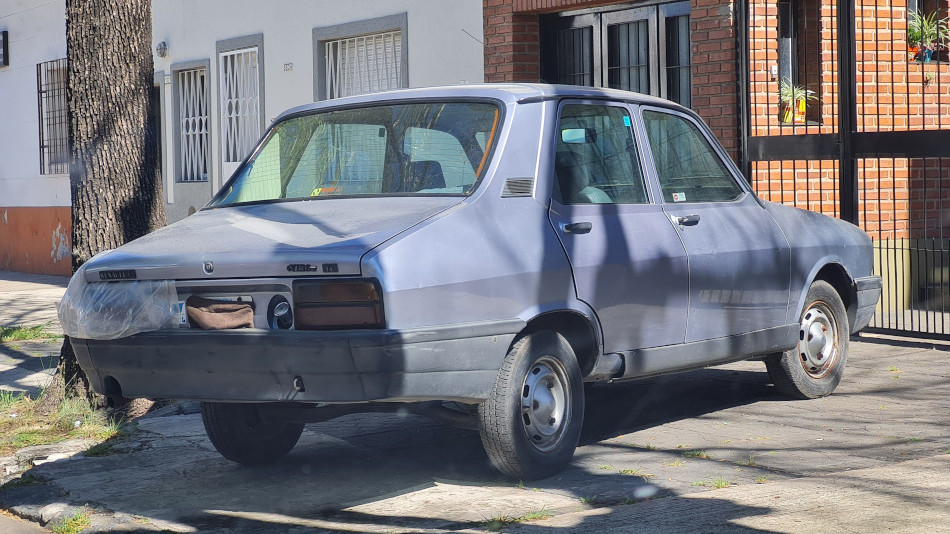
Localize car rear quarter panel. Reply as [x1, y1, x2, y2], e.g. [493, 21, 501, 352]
[360, 101, 581, 331]
[764, 201, 874, 323]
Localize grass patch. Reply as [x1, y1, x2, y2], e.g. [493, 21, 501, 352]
[0, 323, 62, 343]
[598, 464, 613, 470]
[906, 437, 923, 443]
[49, 508, 91, 534]
[579, 496, 597, 504]
[737, 453, 757, 467]
[481, 510, 549, 531]
[0, 389, 26, 409]
[680, 449, 711, 459]
[0, 390, 125, 456]
[754, 476, 769, 484]
[667, 459, 684, 467]
[0, 472, 44, 490]
[619, 468, 654, 479]
[693, 476, 734, 489]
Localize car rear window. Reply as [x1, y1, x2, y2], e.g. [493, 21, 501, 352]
[210, 101, 502, 206]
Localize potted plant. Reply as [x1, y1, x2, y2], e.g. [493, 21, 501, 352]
[908, 11, 949, 61]
[778, 79, 817, 124]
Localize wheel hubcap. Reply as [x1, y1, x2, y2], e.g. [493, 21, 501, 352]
[521, 356, 571, 452]
[798, 302, 838, 378]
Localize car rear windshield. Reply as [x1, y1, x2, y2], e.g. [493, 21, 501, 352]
[210, 101, 502, 206]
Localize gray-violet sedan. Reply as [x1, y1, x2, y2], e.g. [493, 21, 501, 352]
[60, 84, 882, 479]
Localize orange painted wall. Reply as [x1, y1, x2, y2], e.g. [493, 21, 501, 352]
[0, 207, 72, 276]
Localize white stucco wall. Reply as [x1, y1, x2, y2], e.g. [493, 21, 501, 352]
[152, 0, 485, 221]
[0, 0, 70, 208]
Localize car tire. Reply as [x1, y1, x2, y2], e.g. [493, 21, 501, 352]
[201, 402, 304, 466]
[478, 330, 584, 480]
[766, 280, 849, 399]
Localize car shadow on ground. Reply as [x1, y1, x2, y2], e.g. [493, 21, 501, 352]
[1, 365, 785, 533]
[581, 365, 777, 445]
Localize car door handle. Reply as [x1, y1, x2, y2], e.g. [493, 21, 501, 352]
[673, 214, 701, 227]
[560, 222, 592, 234]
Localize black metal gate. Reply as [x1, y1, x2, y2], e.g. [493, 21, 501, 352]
[739, 0, 950, 337]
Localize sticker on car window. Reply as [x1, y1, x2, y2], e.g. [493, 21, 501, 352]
[623, 116, 631, 127]
[672, 192, 686, 202]
[310, 187, 339, 197]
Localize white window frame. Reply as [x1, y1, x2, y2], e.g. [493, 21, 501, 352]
[313, 13, 409, 101]
[172, 60, 211, 182]
[216, 34, 265, 189]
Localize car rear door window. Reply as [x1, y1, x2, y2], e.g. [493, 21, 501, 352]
[642, 110, 743, 203]
[555, 104, 648, 204]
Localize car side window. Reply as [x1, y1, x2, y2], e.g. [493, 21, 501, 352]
[642, 110, 743, 203]
[555, 104, 648, 205]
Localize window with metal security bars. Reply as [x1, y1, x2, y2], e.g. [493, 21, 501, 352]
[37, 58, 68, 175]
[665, 14, 692, 108]
[177, 68, 209, 181]
[550, 26, 594, 86]
[325, 30, 404, 99]
[540, 3, 691, 106]
[219, 47, 261, 164]
[608, 21, 650, 94]
[777, 0, 821, 122]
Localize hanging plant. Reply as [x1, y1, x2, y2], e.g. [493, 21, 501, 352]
[778, 79, 817, 124]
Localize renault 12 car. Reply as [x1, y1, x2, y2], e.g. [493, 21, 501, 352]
[59, 84, 882, 480]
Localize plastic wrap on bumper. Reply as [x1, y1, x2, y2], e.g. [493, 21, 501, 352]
[58, 264, 178, 340]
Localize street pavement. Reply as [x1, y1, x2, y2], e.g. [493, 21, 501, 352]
[0, 270, 948, 532]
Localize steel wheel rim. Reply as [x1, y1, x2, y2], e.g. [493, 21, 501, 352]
[520, 356, 571, 452]
[798, 301, 839, 378]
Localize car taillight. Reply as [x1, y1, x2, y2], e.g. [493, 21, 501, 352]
[292, 279, 384, 330]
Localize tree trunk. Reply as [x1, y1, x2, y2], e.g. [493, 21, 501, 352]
[41, 0, 166, 411]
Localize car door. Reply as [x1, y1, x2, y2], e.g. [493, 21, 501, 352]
[639, 107, 791, 343]
[548, 101, 689, 353]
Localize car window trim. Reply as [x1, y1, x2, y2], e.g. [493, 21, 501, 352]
[550, 98, 655, 208]
[635, 104, 752, 205]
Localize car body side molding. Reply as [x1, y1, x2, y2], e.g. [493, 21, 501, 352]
[616, 324, 798, 381]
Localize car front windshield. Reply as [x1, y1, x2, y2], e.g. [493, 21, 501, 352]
[210, 101, 502, 206]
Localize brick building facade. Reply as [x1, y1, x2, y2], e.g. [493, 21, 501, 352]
[483, 0, 743, 157]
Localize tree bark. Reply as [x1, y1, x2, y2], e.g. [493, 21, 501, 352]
[42, 0, 166, 411]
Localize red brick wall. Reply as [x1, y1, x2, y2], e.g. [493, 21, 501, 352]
[688, 0, 740, 157]
[748, 0, 950, 241]
[483, 0, 743, 160]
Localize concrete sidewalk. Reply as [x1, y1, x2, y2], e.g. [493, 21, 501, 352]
[0, 270, 68, 395]
[0, 270, 68, 333]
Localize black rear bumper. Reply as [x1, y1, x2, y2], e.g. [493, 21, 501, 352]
[70, 320, 524, 404]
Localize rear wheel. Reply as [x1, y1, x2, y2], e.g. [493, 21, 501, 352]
[479, 330, 584, 480]
[766, 280, 849, 399]
[201, 402, 304, 465]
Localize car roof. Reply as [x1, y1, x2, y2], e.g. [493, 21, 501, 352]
[275, 83, 683, 122]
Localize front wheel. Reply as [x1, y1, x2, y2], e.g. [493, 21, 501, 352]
[201, 402, 304, 466]
[478, 330, 584, 480]
[766, 280, 849, 399]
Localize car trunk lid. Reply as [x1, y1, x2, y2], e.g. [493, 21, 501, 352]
[82, 197, 462, 281]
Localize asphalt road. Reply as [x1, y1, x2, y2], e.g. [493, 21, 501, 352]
[1, 333, 948, 533]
